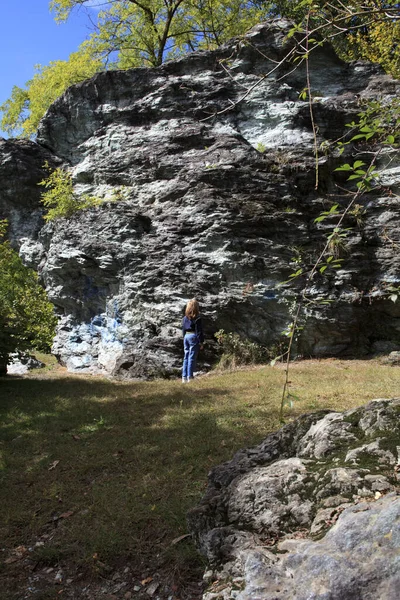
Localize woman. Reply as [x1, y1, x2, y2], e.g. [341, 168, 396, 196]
[182, 298, 204, 383]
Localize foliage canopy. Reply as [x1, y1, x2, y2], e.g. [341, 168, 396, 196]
[50, 0, 267, 67]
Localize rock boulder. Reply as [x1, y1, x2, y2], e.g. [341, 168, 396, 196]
[188, 398, 400, 600]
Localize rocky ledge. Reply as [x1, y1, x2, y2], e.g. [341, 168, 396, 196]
[188, 398, 400, 600]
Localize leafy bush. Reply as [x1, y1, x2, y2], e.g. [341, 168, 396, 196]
[0, 220, 57, 373]
[39, 164, 102, 220]
[214, 329, 269, 369]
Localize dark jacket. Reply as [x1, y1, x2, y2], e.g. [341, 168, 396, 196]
[182, 315, 204, 344]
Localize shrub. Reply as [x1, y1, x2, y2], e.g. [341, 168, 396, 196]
[39, 163, 102, 220]
[0, 220, 57, 373]
[214, 329, 269, 369]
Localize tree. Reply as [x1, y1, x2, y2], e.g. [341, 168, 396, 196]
[51, 0, 268, 67]
[0, 45, 102, 138]
[346, 16, 400, 78]
[268, 0, 400, 78]
[0, 221, 57, 375]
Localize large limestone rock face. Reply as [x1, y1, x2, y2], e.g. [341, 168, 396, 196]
[2, 20, 400, 376]
[188, 398, 400, 600]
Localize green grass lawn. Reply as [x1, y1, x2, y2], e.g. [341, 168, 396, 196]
[0, 357, 399, 597]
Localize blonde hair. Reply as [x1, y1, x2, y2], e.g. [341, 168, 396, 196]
[185, 298, 200, 320]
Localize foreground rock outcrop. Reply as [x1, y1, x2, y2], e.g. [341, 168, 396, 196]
[188, 398, 400, 599]
[1, 19, 400, 376]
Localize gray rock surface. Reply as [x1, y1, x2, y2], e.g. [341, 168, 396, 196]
[0, 138, 61, 251]
[1, 19, 400, 376]
[188, 398, 400, 599]
[6, 353, 45, 375]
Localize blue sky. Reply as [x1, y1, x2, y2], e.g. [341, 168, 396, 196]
[0, 1, 97, 138]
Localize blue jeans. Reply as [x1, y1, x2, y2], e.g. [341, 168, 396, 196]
[182, 334, 199, 379]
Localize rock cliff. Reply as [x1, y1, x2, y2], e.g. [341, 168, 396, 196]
[1, 19, 400, 377]
[188, 398, 400, 600]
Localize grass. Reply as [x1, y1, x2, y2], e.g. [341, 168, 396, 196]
[0, 356, 399, 597]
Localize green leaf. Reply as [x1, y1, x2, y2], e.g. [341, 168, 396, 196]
[335, 164, 352, 172]
[353, 161, 365, 169]
[289, 268, 303, 278]
[286, 23, 302, 39]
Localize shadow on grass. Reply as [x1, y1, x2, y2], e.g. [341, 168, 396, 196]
[0, 374, 278, 583]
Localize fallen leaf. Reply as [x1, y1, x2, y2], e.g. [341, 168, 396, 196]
[14, 545, 28, 557]
[48, 460, 60, 471]
[72, 435, 81, 441]
[141, 577, 153, 585]
[59, 511, 74, 519]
